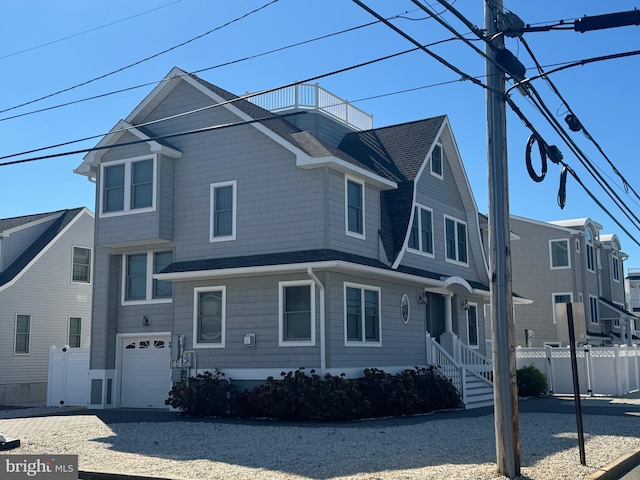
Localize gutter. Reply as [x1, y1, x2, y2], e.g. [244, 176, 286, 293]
[307, 268, 326, 374]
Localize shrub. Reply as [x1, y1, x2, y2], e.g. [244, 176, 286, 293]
[516, 364, 548, 397]
[165, 369, 235, 417]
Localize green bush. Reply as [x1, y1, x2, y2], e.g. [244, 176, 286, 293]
[516, 364, 548, 397]
[167, 367, 461, 421]
[165, 369, 235, 417]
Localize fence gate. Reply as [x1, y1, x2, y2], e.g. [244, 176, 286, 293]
[47, 346, 90, 407]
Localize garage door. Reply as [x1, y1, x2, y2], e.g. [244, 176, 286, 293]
[121, 336, 171, 408]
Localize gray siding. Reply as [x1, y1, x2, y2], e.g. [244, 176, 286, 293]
[0, 211, 93, 386]
[286, 111, 355, 148]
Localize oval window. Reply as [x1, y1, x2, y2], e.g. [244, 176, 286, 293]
[401, 294, 410, 324]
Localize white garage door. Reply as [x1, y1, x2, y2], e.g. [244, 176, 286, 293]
[121, 336, 171, 408]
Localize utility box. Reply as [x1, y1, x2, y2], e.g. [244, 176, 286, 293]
[172, 368, 188, 383]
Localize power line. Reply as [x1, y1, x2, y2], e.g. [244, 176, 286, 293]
[0, 0, 185, 61]
[0, 0, 280, 116]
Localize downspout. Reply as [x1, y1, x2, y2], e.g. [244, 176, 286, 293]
[307, 268, 326, 375]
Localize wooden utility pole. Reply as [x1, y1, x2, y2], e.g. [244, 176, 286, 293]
[485, 1, 521, 477]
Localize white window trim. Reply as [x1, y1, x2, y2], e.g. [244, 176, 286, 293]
[589, 295, 599, 325]
[14, 313, 31, 356]
[345, 176, 366, 240]
[576, 239, 581, 253]
[209, 180, 237, 242]
[68, 316, 82, 348]
[71, 245, 93, 285]
[278, 280, 316, 347]
[585, 228, 595, 273]
[429, 142, 443, 180]
[444, 215, 469, 266]
[466, 302, 479, 348]
[612, 249, 620, 283]
[549, 238, 571, 269]
[344, 282, 382, 347]
[193, 286, 226, 349]
[121, 251, 173, 306]
[552, 292, 573, 324]
[99, 154, 157, 218]
[407, 204, 435, 258]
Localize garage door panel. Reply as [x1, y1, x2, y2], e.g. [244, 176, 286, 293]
[120, 336, 171, 409]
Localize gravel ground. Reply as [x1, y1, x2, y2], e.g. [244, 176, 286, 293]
[1, 403, 639, 480]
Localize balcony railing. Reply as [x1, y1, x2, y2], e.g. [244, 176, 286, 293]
[247, 83, 373, 131]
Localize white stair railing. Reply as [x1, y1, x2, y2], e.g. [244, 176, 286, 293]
[427, 334, 465, 402]
[457, 341, 493, 384]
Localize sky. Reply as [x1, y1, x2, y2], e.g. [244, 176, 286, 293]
[0, 0, 638, 274]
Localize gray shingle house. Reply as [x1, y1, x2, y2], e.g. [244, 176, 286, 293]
[0, 208, 94, 405]
[499, 215, 635, 347]
[75, 67, 495, 409]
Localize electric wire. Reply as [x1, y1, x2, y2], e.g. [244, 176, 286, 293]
[0, 0, 280, 115]
[0, 0, 185, 61]
[518, 35, 640, 204]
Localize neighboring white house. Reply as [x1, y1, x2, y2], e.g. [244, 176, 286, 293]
[0, 208, 94, 406]
[627, 268, 640, 316]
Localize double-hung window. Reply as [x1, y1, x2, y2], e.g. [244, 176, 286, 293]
[345, 283, 381, 346]
[408, 205, 433, 256]
[72, 246, 92, 283]
[279, 281, 315, 346]
[123, 251, 173, 304]
[466, 303, 479, 348]
[549, 239, 570, 269]
[552, 293, 573, 324]
[444, 216, 468, 265]
[585, 229, 595, 272]
[194, 286, 225, 348]
[210, 181, 236, 242]
[68, 317, 82, 348]
[589, 295, 598, 324]
[15, 314, 31, 355]
[430, 143, 443, 178]
[345, 177, 364, 238]
[101, 156, 155, 216]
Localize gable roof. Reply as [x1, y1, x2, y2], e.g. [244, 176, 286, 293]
[0, 211, 64, 233]
[0, 208, 87, 289]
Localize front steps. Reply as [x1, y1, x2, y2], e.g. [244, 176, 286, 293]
[463, 370, 494, 409]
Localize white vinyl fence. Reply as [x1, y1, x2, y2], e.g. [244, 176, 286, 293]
[47, 346, 90, 407]
[516, 345, 640, 396]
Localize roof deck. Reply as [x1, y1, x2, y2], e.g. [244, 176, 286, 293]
[248, 83, 373, 132]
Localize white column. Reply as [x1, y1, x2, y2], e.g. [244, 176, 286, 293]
[444, 293, 453, 334]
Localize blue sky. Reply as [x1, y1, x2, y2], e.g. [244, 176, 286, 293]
[1, 0, 638, 273]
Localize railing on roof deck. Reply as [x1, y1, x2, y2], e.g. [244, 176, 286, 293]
[247, 83, 373, 131]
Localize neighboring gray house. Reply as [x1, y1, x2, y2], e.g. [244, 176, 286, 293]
[0, 208, 94, 405]
[75, 67, 496, 410]
[626, 268, 640, 315]
[496, 215, 635, 347]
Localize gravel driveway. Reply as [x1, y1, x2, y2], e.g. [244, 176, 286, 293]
[1, 396, 639, 480]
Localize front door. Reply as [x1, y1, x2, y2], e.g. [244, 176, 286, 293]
[426, 293, 446, 341]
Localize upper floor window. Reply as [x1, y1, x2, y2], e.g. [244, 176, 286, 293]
[466, 303, 479, 348]
[549, 239, 570, 269]
[552, 293, 573, 324]
[72, 246, 92, 284]
[68, 317, 82, 348]
[15, 314, 30, 355]
[589, 295, 598, 324]
[344, 283, 381, 346]
[210, 181, 236, 242]
[279, 281, 315, 346]
[345, 177, 365, 238]
[194, 286, 225, 348]
[101, 156, 156, 216]
[585, 228, 595, 272]
[123, 250, 173, 304]
[444, 216, 468, 265]
[408, 206, 434, 256]
[612, 248, 620, 282]
[430, 143, 443, 179]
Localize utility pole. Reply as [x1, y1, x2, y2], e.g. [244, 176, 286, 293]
[485, 1, 521, 478]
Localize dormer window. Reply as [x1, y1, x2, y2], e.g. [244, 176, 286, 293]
[100, 155, 156, 217]
[345, 177, 365, 238]
[430, 143, 443, 179]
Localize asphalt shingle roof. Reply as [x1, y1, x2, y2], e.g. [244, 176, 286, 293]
[0, 208, 84, 287]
